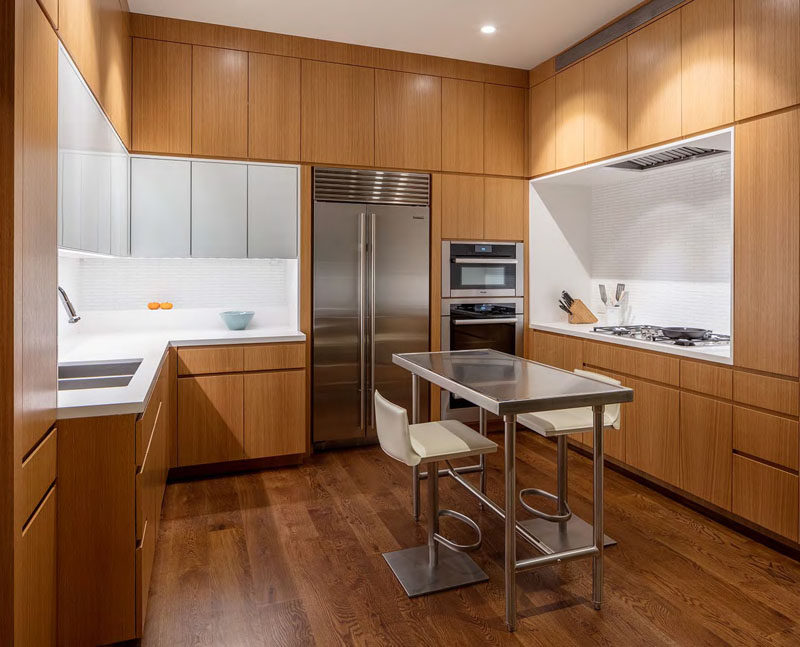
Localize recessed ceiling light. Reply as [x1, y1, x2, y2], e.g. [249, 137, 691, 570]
[480, 25, 496, 34]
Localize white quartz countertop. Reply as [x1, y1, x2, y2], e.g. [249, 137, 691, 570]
[531, 321, 732, 365]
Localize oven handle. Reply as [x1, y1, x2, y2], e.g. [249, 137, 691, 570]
[452, 318, 519, 325]
[453, 258, 518, 264]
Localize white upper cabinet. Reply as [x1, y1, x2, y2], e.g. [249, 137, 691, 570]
[247, 165, 299, 258]
[191, 161, 248, 258]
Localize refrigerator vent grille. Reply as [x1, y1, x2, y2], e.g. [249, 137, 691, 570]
[606, 146, 728, 171]
[314, 167, 430, 206]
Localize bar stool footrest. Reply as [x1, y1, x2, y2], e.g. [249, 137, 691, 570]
[519, 487, 573, 522]
[518, 514, 616, 553]
[382, 545, 488, 597]
[434, 509, 482, 552]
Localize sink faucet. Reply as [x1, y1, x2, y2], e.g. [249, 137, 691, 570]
[58, 286, 81, 323]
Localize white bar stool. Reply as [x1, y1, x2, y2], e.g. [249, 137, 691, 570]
[375, 390, 498, 597]
[516, 369, 621, 551]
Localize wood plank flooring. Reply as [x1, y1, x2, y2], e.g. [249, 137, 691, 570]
[142, 432, 800, 646]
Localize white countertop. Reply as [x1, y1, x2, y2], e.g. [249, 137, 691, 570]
[531, 321, 732, 365]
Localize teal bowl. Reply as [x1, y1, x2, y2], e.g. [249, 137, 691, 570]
[220, 311, 255, 330]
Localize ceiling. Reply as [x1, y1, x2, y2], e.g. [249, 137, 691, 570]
[127, 0, 643, 70]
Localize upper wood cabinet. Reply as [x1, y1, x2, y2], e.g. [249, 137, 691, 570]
[735, 0, 800, 121]
[627, 11, 682, 150]
[484, 178, 524, 241]
[131, 38, 192, 154]
[301, 60, 374, 166]
[375, 70, 441, 170]
[249, 53, 301, 161]
[192, 46, 248, 158]
[528, 77, 556, 177]
[441, 174, 484, 240]
[39, 0, 57, 27]
[441, 78, 484, 173]
[734, 109, 799, 377]
[681, 0, 734, 135]
[485, 84, 525, 175]
[555, 62, 585, 169]
[584, 40, 627, 162]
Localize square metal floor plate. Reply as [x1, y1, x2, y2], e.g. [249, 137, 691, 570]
[518, 515, 616, 552]
[383, 545, 488, 597]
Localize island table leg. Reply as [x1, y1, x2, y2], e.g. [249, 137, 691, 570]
[592, 405, 605, 610]
[411, 374, 420, 520]
[504, 413, 517, 632]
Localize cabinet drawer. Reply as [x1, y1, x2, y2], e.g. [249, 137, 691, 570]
[177, 345, 244, 375]
[733, 407, 799, 470]
[135, 517, 156, 635]
[137, 388, 163, 467]
[243, 342, 305, 372]
[733, 371, 799, 416]
[584, 341, 679, 386]
[732, 454, 798, 540]
[680, 360, 732, 399]
[18, 427, 56, 530]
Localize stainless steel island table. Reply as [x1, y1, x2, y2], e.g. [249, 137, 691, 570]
[392, 349, 634, 631]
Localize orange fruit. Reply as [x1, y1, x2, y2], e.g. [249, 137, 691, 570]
[147, 302, 160, 310]
[160, 302, 173, 310]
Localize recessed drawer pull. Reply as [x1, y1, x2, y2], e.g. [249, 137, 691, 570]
[453, 318, 518, 325]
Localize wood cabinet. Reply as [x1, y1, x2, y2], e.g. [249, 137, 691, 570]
[192, 46, 248, 158]
[584, 40, 627, 161]
[733, 407, 799, 470]
[484, 84, 525, 176]
[484, 177, 525, 241]
[680, 392, 732, 509]
[248, 53, 301, 161]
[301, 60, 375, 166]
[442, 78, 484, 173]
[555, 62, 585, 169]
[734, 0, 800, 121]
[627, 11, 682, 150]
[733, 454, 798, 540]
[680, 360, 732, 399]
[528, 78, 556, 177]
[375, 70, 441, 171]
[440, 174, 484, 240]
[131, 38, 192, 154]
[681, 0, 734, 135]
[732, 370, 799, 416]
[734, 109, 799, 377]
[244, 370, 306, 458]
[530, 330, 584, 371]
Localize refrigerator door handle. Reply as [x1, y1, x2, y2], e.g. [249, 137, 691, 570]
[369, 212, 377, 429]
[358, 212, 366, 431]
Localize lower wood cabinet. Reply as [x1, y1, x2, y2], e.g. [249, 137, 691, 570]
[244, 370, 306, 457]
[733, 454, 799, 541]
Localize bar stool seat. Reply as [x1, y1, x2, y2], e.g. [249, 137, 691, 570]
[517, 406, 619, 437]
[410, 420, 497, 461]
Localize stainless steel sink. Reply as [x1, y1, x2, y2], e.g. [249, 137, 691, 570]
[58, 359, 142, 391]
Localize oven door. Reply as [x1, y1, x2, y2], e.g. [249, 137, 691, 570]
[448, 258, 518, 297]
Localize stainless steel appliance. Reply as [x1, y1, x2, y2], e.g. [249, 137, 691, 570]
[313, 167, 430, 447]
[442, 241, 524, 298]
[592, 325, 730, 347]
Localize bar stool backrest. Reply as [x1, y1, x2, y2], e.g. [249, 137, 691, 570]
[574, 369, 623, 430]
[374, 390, 422, 467]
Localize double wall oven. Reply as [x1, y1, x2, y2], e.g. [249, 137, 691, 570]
[441, 241, 524, 421]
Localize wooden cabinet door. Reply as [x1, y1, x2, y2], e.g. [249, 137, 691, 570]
[734, 110, 799, 377]
[733, 454, 799, 540]
[584, 40, 627, 161]
[680, 392, 732, 509]
[484, 177, 524, 241]
[440, 175, 484, 240]
[485, 84, 525, 176]
[375, 70, 441, 170]
[301, 60, 374, 166]
[625, 378, 681, 486]
[244, 370, 306, 458]
[441, 78, 484, 173]
[681, 0, 734, 135]
[531, 331, 564, 367]
[735, 0, 800, 121]
[627, 11, 682, 150]
[555, 62, 585, 169]
[178, 375, 244, 466]
[249, 53, 301, 161]
[191, 46, 248, 158]
[132, 38, 191, 154]
[528, 78, 556, 177]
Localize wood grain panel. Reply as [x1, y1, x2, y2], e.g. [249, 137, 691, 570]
[627, 11, 682, 150]
[680, 360, 732, 399]
[301, 60, 374, 166]
[584, 40, 627, 161]
[734, 406, 799, 470]
[732, 371, 799, 417]
[680, 392, 732, 510]
[584, 340, 680, 386]
[734, 110, 799, 377]
[555, 62, 585, 169]
[244, 370, 306, 457]
[528, 78, 556, 177]
[681, 0, 734, 135]
[484, 177, 524, 241]
[131, 38, 191, 154]
[39, 0, 58, 27]
[375, 70, 441, 171]
[531, 330, 565, 368]
[192, 45, 248, 158]
[530, 58, 556, 86]
[441, 78, 483, 173]
[17, 427, 56, 531]
[177, 346, 244, 376]
[430, 173, 442, 421]
[300, 165, 312, 451]
[243, 342, 305, 372]
[484, 83, 525, 176]
[248, 53, 301, 161]
[734, 0, 800, 121]
[440, 174, 484, 240]
[733, 453, 799, 540]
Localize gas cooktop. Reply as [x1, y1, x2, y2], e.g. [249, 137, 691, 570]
[593, 325, 731, 347]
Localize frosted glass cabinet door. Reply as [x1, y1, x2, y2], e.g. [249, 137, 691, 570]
[109, 155, 129, 256]
[191, 162, 248, 258]
[131, 157, 191, 257]
[247, 165, 299, 258]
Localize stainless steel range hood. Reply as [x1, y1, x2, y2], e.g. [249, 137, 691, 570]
[606, 146, 729, 171]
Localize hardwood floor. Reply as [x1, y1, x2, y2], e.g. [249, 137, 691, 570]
[143, 432, 800, 646]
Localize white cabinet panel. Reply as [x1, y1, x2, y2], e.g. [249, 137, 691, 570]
[60, 152, 83, 250]
[131, 157, 191, 257]
[247, 165, 298, 258]
[191, 162, 248, 258]
[110, 155, 129, 256]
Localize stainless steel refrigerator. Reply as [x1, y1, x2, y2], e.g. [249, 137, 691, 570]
[313, 168, 430, 447]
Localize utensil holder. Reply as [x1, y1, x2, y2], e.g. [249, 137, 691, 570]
[568, 299, 598, 324]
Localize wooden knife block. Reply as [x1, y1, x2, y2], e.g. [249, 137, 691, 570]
[568, 299, 598, 324]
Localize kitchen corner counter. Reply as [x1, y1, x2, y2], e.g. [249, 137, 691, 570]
[531, 322, 732, 365]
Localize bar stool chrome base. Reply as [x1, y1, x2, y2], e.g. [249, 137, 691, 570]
[382, 545, 488, 597]
[518, 515, 616, 553]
